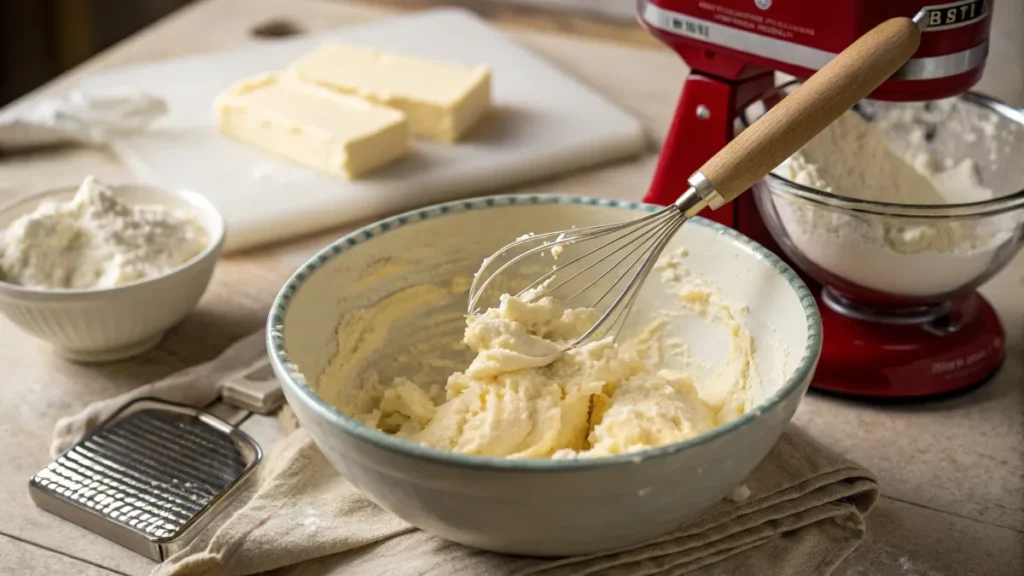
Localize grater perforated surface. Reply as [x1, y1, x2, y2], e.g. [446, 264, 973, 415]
[30, 408, 249, 541]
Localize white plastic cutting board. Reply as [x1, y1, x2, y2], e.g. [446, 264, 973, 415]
[78, 8, 647, 252]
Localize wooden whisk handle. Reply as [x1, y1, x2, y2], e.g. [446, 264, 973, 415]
[697, 16, 923, 207]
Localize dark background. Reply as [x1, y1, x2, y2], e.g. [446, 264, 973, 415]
[0, 0, 195, 107]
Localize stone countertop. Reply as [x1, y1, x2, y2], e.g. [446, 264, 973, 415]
[0, 1, 1021, 574]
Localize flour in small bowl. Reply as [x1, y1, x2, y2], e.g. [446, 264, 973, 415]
[0, 176, 209, 290]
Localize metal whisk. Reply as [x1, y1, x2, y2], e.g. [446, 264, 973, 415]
[469, 16, 926, 357]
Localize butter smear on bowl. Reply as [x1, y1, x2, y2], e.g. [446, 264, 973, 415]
[320, 251, 757, 459]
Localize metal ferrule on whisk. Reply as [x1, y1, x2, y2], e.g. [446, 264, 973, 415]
[673, 171, 721, 217]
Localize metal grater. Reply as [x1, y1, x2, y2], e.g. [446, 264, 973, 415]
[28, 398, 262, 561]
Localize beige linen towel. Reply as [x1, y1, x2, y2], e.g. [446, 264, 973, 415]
[50, 329, 269, 457]
[52, 331, 879, 576]
[153, 425, 878, 576]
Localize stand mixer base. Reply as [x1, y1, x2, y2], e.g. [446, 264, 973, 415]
[811, 291, 1005, 399]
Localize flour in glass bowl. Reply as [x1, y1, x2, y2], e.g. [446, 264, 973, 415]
[0, 176, 209, 290]
[768, 107, 1013, 298]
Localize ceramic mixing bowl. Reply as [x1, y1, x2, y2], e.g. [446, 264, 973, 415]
[748, 87, 1024, 322]
[268, 195, 822, 556]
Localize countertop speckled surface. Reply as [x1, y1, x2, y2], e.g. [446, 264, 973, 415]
[0, 1, 1021, 574]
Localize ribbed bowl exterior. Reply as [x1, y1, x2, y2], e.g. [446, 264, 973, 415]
[0, 253, 218, 356]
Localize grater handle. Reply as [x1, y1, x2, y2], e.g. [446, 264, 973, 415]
[695, 16, 922, 207]
[221, 358, 285, 414]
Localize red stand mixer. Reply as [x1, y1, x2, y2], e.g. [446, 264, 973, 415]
[638, 0, 1002, 398]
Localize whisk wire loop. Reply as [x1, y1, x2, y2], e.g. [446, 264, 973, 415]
[467, 203, 688, 358]
[467, 208, 675, 314]
[568, 212, 685, 348]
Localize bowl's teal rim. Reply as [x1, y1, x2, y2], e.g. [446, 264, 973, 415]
[267, 194, 823, 471]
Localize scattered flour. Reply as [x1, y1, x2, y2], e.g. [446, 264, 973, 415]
[769, 107, 1014, 297]
[0, 175, 208, 289]
[726, 484, 751, 503]
[250, 161, 315, 185]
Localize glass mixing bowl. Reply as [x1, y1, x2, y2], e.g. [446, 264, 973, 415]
[744, 84, 1024, 323]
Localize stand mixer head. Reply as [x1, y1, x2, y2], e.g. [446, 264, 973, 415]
[638, 0, 1011, 399]
[638, 0, 990, 102]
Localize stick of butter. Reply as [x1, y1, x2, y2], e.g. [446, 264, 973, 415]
[285, 43, 491, 144]
[214, 73, 409, 179]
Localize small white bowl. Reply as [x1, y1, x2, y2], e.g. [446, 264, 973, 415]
[0, 183, 225, 362]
